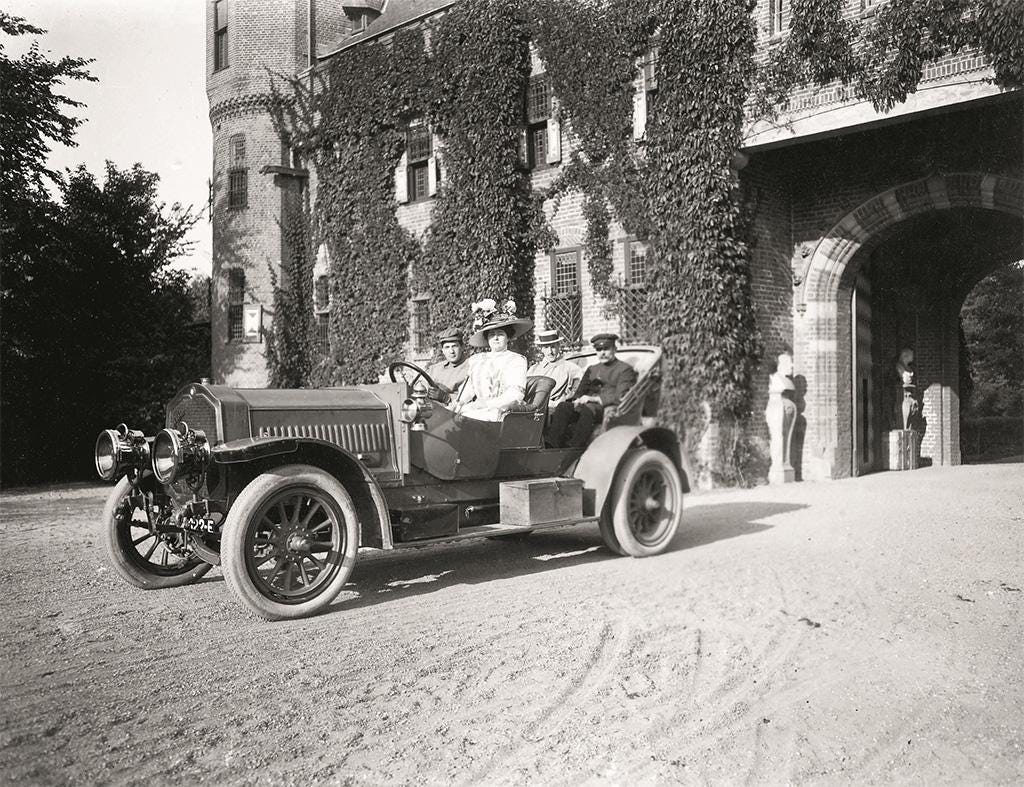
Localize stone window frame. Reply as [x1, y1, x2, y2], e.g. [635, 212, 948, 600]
[213, 0, 228, 71]
[632, 38, 660, 140]
[768, 0, 787, 38]
[550, 247, 582, 297]
[411, 296, 432, 355]
[623, 238, 649, 289]
[227, 134, 248, 209]
[406, 121, 433, 203]
[227, 268, 245, 342]
[525, 74, 553, 171]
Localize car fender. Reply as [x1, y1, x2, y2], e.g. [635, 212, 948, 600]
[572, 426, 689, 518]
[212, 437, 393, 550]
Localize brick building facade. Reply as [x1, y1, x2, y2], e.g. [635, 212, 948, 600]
[205, 0, 1022, 483]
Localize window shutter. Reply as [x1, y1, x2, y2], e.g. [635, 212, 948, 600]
[428, 133, 440, 194]
[433, 136, 446, 186]
[546, 117, 561, 164]
[395, 151, 409, 204]
[632, 89, 647, 140]
[518, 128, 529, 166]
[427, 154, 438, 196]
[530, 44, 543, 76]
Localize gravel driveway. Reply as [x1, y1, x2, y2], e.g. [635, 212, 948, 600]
[2, 462, 1022, 785]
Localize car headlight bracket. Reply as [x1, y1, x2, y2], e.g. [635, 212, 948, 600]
[95, 424, 150, 482]
[152, 421, 211, 486]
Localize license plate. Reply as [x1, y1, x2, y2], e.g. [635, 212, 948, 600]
[180, 515, 217, 534]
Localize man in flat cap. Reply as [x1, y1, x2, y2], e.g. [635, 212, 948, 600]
[546, 333, 637, 448]
[425, 327, 469, 404]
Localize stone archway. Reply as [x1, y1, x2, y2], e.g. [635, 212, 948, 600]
[793, 172, 1024, 480]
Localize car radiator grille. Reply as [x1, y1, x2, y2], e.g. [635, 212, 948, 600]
[166, 395, 219, 441]
[257, 422, 389, 454]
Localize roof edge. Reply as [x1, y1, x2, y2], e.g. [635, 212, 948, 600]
[318, 0, 459, 61]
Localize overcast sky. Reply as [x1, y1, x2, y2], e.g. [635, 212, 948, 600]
[7, 0, 212, 275]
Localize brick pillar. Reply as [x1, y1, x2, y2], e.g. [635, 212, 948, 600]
[796, 295, 854, 480]
[916, 301, 962, 466]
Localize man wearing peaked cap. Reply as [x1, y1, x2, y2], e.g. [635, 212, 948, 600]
[546, 333, 637, 448]
[527, 329, 582, 411]
[425, 327, 469, 404]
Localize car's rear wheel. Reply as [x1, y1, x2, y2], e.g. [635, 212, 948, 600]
[605, 449, 683, 557]
[221, 465, 359, 621]
[104, 475, 212, 589]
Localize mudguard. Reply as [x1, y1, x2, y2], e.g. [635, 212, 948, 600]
[572, 426, 688, 518]
[212, 436, 393, 550]
[212, 436, 299, 463]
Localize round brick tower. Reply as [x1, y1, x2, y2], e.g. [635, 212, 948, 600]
[205, 0, 341, 386]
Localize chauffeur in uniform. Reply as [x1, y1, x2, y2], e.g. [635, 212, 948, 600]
[546, 333, 637, 448]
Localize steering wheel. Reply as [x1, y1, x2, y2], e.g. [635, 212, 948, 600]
[388, 361, 439, 391]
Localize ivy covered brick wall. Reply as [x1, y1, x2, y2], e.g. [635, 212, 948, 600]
[265, 0, 1022, 480]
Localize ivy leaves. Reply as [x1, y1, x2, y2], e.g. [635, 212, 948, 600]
[422, 0, 550, 337]
[645, 0, 761, 436]
[757, 0, 1024, 117]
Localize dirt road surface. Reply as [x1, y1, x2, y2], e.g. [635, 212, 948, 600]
[2, 462, 1022, 785]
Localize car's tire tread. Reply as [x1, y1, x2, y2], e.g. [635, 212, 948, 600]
[220, 464, 359, 621]
[103, 475, 213, 589]
[607, 449, 684, 557]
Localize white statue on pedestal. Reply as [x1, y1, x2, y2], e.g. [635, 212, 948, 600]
[896, 348, 918, 430]
[766, 352, 796, 484]
[885, 347, 920, 470]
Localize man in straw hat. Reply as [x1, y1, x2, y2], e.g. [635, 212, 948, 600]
[527, 329, 583, 411]
[424, 327, 469, 405]
[546, 333, 636, 448]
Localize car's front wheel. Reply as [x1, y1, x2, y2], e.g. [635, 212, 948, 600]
[604, 449, 683, 557]
[104, 474, 213, 589]
[220, 465, 359, 621]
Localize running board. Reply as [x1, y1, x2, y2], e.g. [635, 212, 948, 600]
[389, 516, 598, 550]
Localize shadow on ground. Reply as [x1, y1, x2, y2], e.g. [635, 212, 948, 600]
[318, 500, 806, 617]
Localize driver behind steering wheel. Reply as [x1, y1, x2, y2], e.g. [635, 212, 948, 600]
[422, 327, 470, 405]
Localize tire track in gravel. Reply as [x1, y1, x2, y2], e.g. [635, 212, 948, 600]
[5, 467, 1024, 785]
[459, 619, 630, 787]
[640, 565, 815, 783]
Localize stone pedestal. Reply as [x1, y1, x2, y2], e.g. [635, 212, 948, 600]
[766, 390, 796, 484]
[883, 429, 919, 471]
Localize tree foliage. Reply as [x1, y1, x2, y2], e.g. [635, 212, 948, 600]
[2, 18, 209, 485]
[0, 13, 95, 198]
[2, 160, 206, 484]
[961, 263, 1023, 418]
[753, 0, 1024, 117]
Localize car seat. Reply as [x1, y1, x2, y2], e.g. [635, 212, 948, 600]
[499, 375, 556, 448]
[563, 346, 664, 441]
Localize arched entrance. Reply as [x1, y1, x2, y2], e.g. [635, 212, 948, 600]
[794, 172, 1024, 479]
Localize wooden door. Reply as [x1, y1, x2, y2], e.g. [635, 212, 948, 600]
[852, 272, 876, 474]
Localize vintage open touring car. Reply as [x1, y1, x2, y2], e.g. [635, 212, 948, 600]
[95, 345, 688, 620]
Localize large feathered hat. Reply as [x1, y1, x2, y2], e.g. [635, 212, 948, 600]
[467, 298, 533, 349]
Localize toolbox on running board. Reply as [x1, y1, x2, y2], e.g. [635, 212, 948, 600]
[499, 477, 584, 526]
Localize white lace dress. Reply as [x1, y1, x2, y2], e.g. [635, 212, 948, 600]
[454, 350, 528, 422]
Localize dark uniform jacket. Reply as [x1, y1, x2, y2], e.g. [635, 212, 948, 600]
[573, 358, 637, 408]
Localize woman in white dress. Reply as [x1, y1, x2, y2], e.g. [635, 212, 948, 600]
[453, 313, 532, 422]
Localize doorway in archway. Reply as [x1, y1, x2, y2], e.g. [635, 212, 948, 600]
[851, 207, 1022, 474]
[960, 263, 1024, 463]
